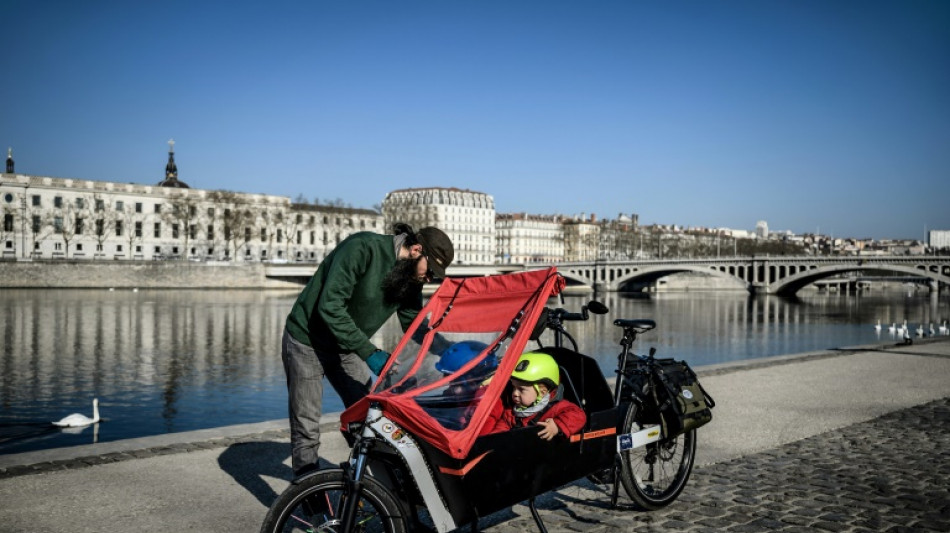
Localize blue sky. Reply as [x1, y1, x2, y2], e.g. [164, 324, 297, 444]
[2, 1, 948, 240]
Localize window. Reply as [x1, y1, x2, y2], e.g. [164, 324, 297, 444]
[261, 228, 267, 242]
[76, 198, 84, 209]
[54, 216, 63, 233]
[95, 219, 104, 236]
[189, 225, 197, 240]
[207, 208, 215, 217]
[76, 243, 83, 251]
[207, 224, 214, 237]
[117, 245, 123, 252]
[245, 227, 251, 242]
[172, 224, 180, 238]
[135, 222, 142, 238]
[4, 240, 11, 249]
[154, 223, 161, 238]
[3, 214, 12, 232]
[115, 221, 123, 236]
[76, 218, 84, 235]
[95, 199, 104, 212]
[155, 203, 162, 213]
[310, 231, 314, 245]
[54, 242, 62, 251]
[116, 201, 124, 211]
[189, 205, 196, 216]
[277, 229, 283, 243]
[32, 195, 41, 206]
[135, 202, 143, 213]
[297, 231, 301, 245]
[54, 196, 63, 208]
[296, 214, 302, 224]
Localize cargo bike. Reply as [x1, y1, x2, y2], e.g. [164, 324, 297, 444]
[261, 268, 715, 533]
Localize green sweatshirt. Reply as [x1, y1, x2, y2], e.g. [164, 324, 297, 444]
[284, 231, 422, 359]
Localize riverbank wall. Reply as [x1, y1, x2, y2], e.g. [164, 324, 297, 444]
[0, 260, 305, 289]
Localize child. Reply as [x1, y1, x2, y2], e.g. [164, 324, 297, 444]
[491, 351, 586, 440]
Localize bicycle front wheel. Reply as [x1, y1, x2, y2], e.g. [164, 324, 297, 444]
[260, 468, 408, 533]
[619, 405, 697, 510]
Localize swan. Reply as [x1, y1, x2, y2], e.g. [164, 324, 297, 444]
[874, 319, 882, 332]
[52, 398, 100, 427]
[888, 323, 897, 334]
[916, 324, 924, 337]
[940, 321, 949, 335]
[930, 323, 936, 336]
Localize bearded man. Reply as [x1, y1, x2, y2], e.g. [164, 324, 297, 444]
[281, 224, 454, 475]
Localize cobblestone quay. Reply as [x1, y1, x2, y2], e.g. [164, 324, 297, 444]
[485, 398, 950, 533]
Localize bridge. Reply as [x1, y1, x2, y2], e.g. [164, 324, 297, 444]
[553, 256, 950, 296]
[264, 256, 950, 296]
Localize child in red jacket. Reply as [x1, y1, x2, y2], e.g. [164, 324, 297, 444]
[491, 351, 586, 440]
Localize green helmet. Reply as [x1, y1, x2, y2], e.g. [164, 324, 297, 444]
[511, 351, 559, 389]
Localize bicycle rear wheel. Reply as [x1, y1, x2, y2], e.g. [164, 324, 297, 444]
[260, 468, 408, 533]
[619, 405, 696, 510]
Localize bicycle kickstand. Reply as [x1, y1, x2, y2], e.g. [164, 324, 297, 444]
[528, 497, 548, 533]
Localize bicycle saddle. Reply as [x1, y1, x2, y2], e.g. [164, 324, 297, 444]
[613, 319, 656, 331]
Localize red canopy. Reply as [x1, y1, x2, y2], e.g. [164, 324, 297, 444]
[340, 267, 565, 459]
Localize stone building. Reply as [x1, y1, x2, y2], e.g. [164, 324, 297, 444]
[381, 187, 495, 265]
[495, 213, 564, 264]
[0, 143, 382, 262]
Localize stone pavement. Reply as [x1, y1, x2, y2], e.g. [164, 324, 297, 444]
[1, 338, 950, 533]
[485, 397, 950, 533]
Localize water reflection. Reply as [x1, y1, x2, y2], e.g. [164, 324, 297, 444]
[0, 287, 946, 455]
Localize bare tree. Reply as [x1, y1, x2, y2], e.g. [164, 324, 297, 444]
[88, 194, 117, 259]
[208, 191, 256, 261]
[161, 193, 202, 258]
[25, 203, 54, 258]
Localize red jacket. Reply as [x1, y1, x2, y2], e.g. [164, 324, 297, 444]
[491, 394, 587, 438]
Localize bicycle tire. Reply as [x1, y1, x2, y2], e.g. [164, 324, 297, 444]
[260, 468, 409, 533]
[619, 404, 696, 510]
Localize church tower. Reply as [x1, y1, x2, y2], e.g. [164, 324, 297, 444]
[5, 147, 13, 174]
[157, 139, 190, 188]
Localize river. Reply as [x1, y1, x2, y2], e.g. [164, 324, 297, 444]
[1, 286, 947, 455]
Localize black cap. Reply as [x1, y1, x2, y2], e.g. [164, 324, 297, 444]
[416, 227, 454, 278]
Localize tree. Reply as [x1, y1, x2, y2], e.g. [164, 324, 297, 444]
[88, 193, 117, 259]
[208, 191, 258, 261]
[118, 203, 144, 259]
[55, 200, 87, 258]
[162, 193, 202, 258]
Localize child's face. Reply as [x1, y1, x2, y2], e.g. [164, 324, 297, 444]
[511, 378, 547, 408]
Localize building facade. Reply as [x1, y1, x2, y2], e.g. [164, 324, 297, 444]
[930, 230, 950, 250]
[0, 146, 382, 262]
[495, 213, 564, 264]
[382, 187, 496, 265]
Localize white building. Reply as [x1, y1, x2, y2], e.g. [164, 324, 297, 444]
[0, 145, 382, 262]
[755, 220, 769, 239]
[929, 230, 950, 250]
[495, 213, 564, 264]
[381, 187, 495, 265]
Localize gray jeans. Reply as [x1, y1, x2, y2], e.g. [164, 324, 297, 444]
[281, 328, 372, 474]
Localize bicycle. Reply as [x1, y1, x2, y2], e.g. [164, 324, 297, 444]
[261, 268, 714, 533]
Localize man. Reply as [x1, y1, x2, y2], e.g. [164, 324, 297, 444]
[281, 224, 454, 475]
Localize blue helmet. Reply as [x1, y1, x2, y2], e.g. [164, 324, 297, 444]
[435, 341, 494, 375]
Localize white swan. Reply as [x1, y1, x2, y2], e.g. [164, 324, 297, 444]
[940, 321, 949, 335]
[916, 324, 924, 337]
[888, 323, 897, 334]
[52, 398, 100, 427]
[930, 323, 936, 336]
[874, 319, 882, 332]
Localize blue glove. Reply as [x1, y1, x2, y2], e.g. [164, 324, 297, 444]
[365, 350, 391, 376]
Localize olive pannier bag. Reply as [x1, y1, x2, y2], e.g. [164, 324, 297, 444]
[651, 358, 715, 438]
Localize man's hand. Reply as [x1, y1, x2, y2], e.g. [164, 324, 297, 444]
[537, 418, 560, 441]
[366, 350, 391, 376]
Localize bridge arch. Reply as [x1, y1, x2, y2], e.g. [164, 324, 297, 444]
[606, 265, 748, 292]
[770, 264, 950, 296]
